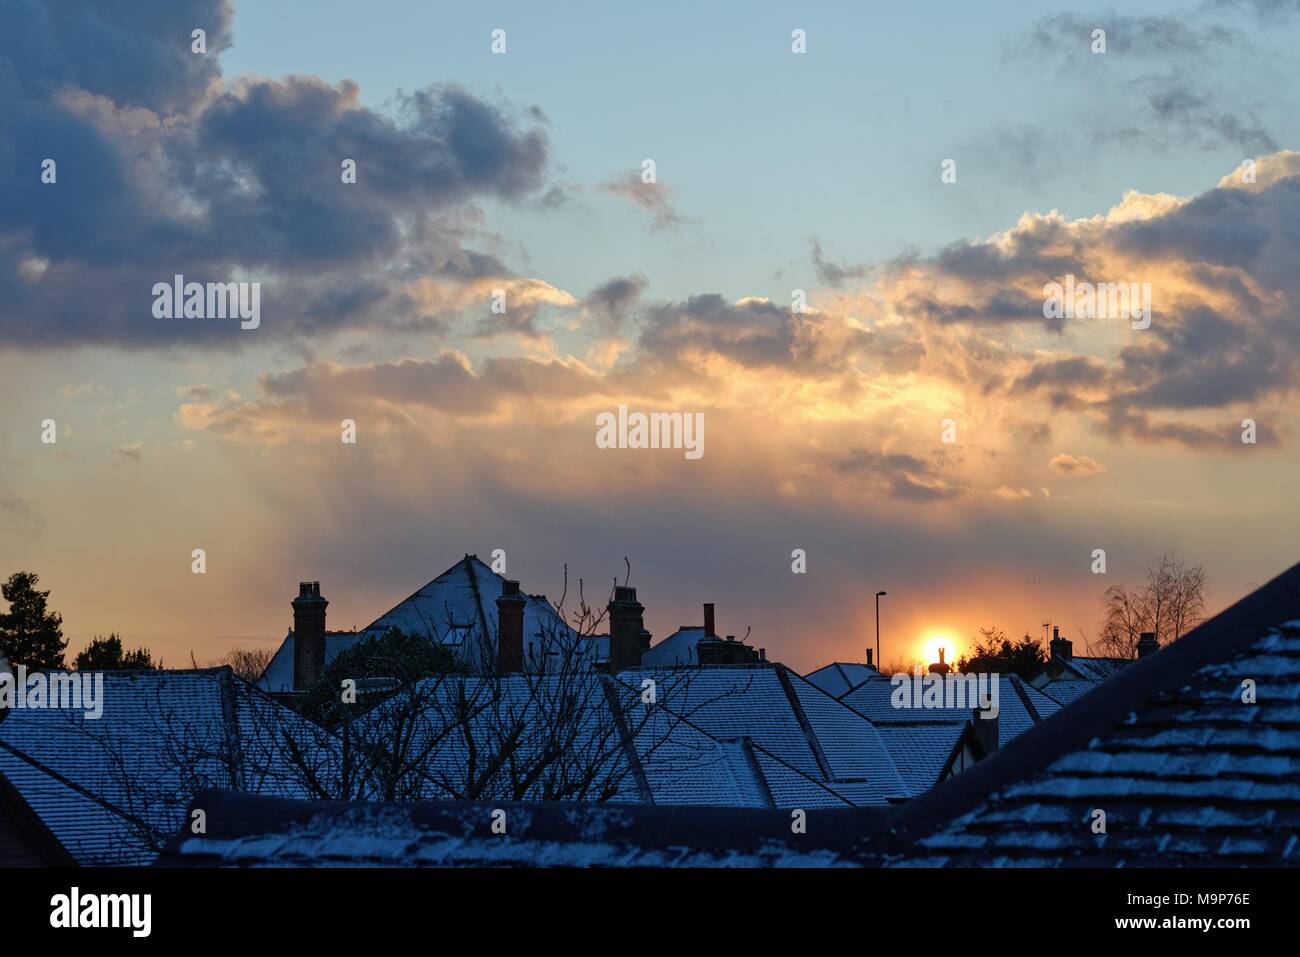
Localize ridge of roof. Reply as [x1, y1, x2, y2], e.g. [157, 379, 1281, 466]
[869, 560, 1300, 851]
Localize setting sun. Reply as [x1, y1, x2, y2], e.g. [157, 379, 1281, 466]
[920, 631, 962, 667]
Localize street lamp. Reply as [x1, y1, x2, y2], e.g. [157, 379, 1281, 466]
[875, 591, 887, 670]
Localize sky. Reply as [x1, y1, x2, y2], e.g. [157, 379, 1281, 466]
[3, 0, 1300, 671]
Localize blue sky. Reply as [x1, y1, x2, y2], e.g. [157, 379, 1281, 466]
[222, 0, 1300, 301]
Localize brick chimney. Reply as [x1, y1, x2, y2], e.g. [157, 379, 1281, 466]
[608, 585, 650, 673]
[865, 648, 873, 667]
[1049, 625, 1073, 660]
[496, 580, 526, 673]
[703, 602, 716, 638]
[292, 581, 328, 691]
[1137, 631, 1159, 659]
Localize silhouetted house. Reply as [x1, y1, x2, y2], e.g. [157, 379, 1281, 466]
[158, 790, 884, 867]
[1028, 626, 1129, 688]
[867, 562, 1300, 866]
[0, 668, 330, 864]
[0, 769, 74, 867]
[259, 556, 607, 693]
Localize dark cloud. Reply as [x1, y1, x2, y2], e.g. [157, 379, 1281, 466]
[585, 275, 647, 330]
[0, 0, 233, 114]
[635, 293, 862, 375]
[0, 2, 551, 350]
[831, 448, 964, 503]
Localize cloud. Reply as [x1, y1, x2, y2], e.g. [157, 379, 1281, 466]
[114, 442, 143, 461]
[810, 239, 868, 287]
[1048, 453, 1106, 477]
[585, 275, 647, 331]
[1005, 11, 1277, 153]
[599, 171, 689, 230]
[831, 448, 964, 503]
[0, 2, 553, 350]
[179, 352, 611, 441]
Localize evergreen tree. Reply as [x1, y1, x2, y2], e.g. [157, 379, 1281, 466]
[75, 633, 157, 671]
[0, 572, 67, 669]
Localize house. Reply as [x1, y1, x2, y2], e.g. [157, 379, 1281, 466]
[865, 561, 1300, 866]
[1027, 626, 1130, 688]
[157, 789, 884, 867]
[641, 603, 765, 667]
[0, 668, 331, 865]
[259, 556, 610, 694]
[0, 769, 74, 867]
[804, 659, 884, 697]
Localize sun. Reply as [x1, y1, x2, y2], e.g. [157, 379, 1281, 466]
[920, 630, 960, 666]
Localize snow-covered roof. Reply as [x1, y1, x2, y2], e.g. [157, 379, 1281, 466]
[874, 720, 971, 794]
[803, 662, 884, 697]
[160, 790, 884, 867]
[354, 665, 908, 809]
[839, 674, 1060, 749]
[1055, 655, 1130, 682]
[620, 666, 909, 806]
[0, 669, 329, 865]
[259, 631, 365, 694]
[869, 562, 1300, 866]
[641, 626, 705, 667]
[1037, 680, 1098, 707]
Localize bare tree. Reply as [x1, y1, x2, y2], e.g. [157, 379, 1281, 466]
[218, 646, 275, 684]
[1097, 553, 1208, 659]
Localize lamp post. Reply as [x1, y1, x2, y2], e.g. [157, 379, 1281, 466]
[875, 590, 887, 670]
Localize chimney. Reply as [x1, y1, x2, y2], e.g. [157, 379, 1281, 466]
[703, 603, 716, 638]
[1049, 625, 1073, 660]
[608, 585, 650, 673]
[292, 581, 328, 691]
[928, 647, 950, 676]
[496, 580, 526, 673]
[972, 709, 999, 756]
[1137, 631, 1159, 659]
[865, 648, 873, 667]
